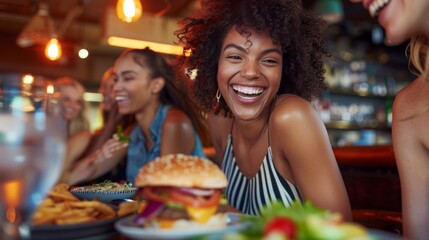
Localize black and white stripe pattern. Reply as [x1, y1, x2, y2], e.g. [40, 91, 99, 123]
[222, 135, 302, 215]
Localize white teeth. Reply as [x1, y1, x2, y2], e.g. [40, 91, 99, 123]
[369, 0, 390, 17]
[115, 96, 128, 101]
[232, 85, 264, 95]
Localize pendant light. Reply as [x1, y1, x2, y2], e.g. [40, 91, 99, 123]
[116, 0, 143, 23]
[45, 36, 62, 61]
[16, 2, 55, 48]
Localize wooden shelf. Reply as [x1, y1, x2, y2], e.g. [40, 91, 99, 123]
[325, 121, 390, 130]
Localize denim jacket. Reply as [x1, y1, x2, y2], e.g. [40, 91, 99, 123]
[126, 104, 205, 183]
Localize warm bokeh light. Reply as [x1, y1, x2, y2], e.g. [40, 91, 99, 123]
[45, 37, 62, 61]
[22, 74, 34, 85]
[4, 180, 21, 208]
[107, 36, 184, 55]
[78, 48, 89, 59]
[46, 84, 54, 94]
[116, 0, 142, 23]
[6, 207, 17, 223]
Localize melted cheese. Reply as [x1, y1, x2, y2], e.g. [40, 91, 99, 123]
[185, 206, 218, 223]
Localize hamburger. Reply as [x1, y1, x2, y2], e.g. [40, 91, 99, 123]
[134, 154, 229, 229]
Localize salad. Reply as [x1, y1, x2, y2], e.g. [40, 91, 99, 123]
[116, 125, 130, 143]
[223, 201, 375, 240]
[73, 180, 134, 192]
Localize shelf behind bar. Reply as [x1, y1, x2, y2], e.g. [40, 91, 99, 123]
[325, 121, 390, 130]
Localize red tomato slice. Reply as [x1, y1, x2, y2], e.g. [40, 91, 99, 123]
[264, 216, 297, 239]
[143, 187, 170, 203]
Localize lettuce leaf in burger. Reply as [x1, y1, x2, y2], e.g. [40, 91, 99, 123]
[134, 154, 229, 229]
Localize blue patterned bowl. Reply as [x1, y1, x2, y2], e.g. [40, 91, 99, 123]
[70, 187, 138, 203]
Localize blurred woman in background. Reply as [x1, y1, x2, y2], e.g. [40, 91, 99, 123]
[68, 48, 209, 184]
[65, 68, 135, 185]
[82, 67, 134, 156]
[55, 76, 91, 183]
[351, 0, 429, 239]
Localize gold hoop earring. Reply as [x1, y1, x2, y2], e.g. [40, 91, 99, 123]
[211, 89, 221, 113]
[216, 89, 221, 103]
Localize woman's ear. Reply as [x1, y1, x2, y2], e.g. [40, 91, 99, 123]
[150, 77, 166, 93]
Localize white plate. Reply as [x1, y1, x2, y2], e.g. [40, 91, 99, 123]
[115, 212, 249, 240]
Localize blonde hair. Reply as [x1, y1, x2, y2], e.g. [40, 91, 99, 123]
[407, 35, 429, 79]
[56, 76, 90, 136]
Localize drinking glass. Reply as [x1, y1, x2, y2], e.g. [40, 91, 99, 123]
[0, 75, 66, 239]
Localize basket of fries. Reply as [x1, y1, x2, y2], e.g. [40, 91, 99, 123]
[31, 183, 119, 226]
[30, 183, 140, 239]
[70, 181, 137, 203]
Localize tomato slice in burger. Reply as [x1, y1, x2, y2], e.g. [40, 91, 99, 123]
[170, 188, 222, 208]
[143, 187, 170, 203]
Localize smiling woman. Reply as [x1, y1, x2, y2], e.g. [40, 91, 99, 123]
[54, 76, 92, 183]
[175, 0, 352, 220]
[65, 47, 211, 185]
[349, 0, 429, 239]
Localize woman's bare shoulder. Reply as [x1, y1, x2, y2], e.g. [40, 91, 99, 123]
[393, 76, 429, 121]
[69, 130, 92, 142]
[271, 94, 316, 124]
[163, 107, 193, 132]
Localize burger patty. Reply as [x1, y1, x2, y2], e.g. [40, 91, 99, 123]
[157, 207, 189, 220]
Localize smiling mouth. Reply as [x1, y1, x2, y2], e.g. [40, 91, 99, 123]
[115, 96, 129, 102]
[369, 0, 390, 17]
[232, 85, 265, 97]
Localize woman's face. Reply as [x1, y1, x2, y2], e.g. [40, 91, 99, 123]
[351, 0, 429, 45]
[217, 27, 283, 121]
[60, 85, 83, 121]
[99, 73, 115, 111]
[114, 53, 156, 115]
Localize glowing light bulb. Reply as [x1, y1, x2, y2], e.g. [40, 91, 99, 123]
[45, 37, 62, 61]
[116, 0, 142, 23]
[78, 48, 89, 59]
[22, 74, 34, 85]
[46, 84, 54, 94]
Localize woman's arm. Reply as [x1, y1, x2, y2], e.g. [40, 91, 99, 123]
[66, 136, 128, 185]
[392, 82, 429, 240]
[59, 130, 92, 183]
[160, 108, 197, 156]
[271, 95, 352, 221]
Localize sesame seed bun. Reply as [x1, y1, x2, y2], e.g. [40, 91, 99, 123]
[134, 154, 228, 189]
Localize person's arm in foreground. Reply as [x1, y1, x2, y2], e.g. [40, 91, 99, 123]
[392, 84, 429, 240]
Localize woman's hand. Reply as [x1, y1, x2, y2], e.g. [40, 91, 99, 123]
[99, 134, 128, 160]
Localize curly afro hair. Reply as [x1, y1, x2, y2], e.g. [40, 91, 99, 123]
[175, 0, 328, 116]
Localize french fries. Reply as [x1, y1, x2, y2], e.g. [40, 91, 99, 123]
[32, 184, 118, 226]
[117, 201, 141, 217]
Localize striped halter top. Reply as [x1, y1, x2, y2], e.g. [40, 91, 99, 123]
[221, 134, 302, 215]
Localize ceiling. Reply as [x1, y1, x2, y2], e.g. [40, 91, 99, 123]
[0, 0, 410, 89]
[0, 0, 378, 49]
[0, 0, 373, 42]
[0, 0, 199, 54]
[0, 0, 198, 24]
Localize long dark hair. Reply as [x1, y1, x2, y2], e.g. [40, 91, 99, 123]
[117, 48, 210, 146]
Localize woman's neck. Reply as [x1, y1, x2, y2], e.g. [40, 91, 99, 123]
[232, 110, 271, 146]
[135, 101, 161, 137]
